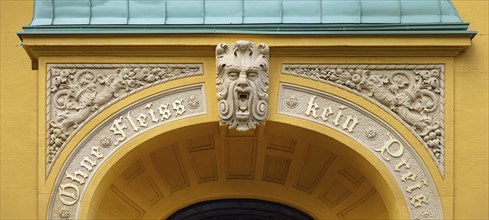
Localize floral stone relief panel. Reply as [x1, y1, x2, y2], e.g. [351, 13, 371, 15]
[46, 64, 203, 175]
[282, 64, 445, 175]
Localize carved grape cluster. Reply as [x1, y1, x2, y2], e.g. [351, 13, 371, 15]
[422, 128, 442, 158]
[47, 127, 68, 163]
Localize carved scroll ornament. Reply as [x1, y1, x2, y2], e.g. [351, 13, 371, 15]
[216, 41, 270, 131]
[283, 65, 445, 173]
[47, 64, 203, 170]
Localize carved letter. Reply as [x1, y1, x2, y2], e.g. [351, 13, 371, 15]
[145, 103, 159, 123]
[65, 170, 89, 185]
[406, 182, 423, 193]
[342, 115, 359, 132]
[394, 159, 410, 172]
[125, 111, 139, 132]
[373, 132, 404, 161]
[58, 183, 80, 206]
[172, 99, 186, 116]
[410, 194, 428, 207]
[110, 117, 127, 146]
[80, 157, 96, 172]
[137, 113, 148, 128]
[333, 106, 345, 126]
[91, 146, 103, 159]
[401, 171, 417, 182]
[158, 103, 172, 120]
[320, 106, 334, 121]
[305, 96, 319, 118]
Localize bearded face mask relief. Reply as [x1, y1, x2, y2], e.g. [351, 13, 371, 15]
[216, 41, 269, 131]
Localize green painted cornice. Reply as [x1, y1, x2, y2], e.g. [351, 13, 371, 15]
[20, 0, 476, 36]
[20, 23, 476, 36]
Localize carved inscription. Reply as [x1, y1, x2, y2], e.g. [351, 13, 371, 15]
[375, 133, 430, 208]
[110, 99, 186, 146]
[59, 146, 104, 205]
[46, 64, 203, 173]
[278, 84, 442, 219]
[305, 96, 359, 133]
[373, 132, 404, 161]
[282, 64, 445, 173]
[57, 96, 191, 206]
[49, 85, 206, 219]
[58, 96, 189, 206]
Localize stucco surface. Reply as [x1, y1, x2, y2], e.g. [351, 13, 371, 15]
[1, 1, 38, 219]
[1, 0, 488, 219]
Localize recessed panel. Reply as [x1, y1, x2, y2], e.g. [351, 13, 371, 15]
[319, 180, 352, 209]
[191, 155, 218, 183]
[294, 145, 336, 193]
[151, 145, 189, 192]
[225, 139, 257, 179]
[262, 155, 291, 184]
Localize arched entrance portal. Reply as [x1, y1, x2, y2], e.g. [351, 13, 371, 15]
[167, 199, 314, 220]
[83, 121, 401, 219]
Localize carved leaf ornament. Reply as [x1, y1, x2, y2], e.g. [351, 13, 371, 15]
[283, 65, 445, 172]
[46, 64, 203, 170]
[216, 41, 270, 131]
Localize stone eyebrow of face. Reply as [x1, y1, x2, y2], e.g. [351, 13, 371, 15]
[216, 40, 269, 131]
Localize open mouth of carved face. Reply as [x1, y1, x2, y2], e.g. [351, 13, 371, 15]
[236, 91, 251, 120]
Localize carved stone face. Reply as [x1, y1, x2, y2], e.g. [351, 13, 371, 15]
[216, 40, 269, 131]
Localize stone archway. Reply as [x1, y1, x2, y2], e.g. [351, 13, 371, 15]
[82, 121, 396, 219]
[167, 199, 314, 220]
[46, 82, 442, 220]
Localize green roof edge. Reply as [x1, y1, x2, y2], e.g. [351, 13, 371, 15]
[19, 23, 477, 38]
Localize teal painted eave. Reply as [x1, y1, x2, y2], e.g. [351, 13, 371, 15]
[19, 23, 477, 37]
[20, 0, 476, 37]
[29, 0, 465, 25]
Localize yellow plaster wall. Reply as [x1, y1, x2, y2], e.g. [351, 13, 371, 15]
[0, 0, 38, 219]
[0, 0, 488, 219]
[451, 1, 489, 219]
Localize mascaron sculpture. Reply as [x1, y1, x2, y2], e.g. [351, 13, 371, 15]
[216, 40, 270, 131]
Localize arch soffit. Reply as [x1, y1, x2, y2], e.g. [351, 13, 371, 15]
[77, 120, 402, 220]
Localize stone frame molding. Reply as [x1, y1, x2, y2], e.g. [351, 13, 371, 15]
[282, 64, 445, 175]
[278, 83, 442, 219]
[46, 64, 203, 175]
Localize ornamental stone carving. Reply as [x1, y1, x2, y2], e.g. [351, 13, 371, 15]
[278, 84, 442, 219]
[46, 64, 203, 173]
[48, 84, 207, 219]
[216, 40, 269, 131]
[282, 65, 445, 174]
